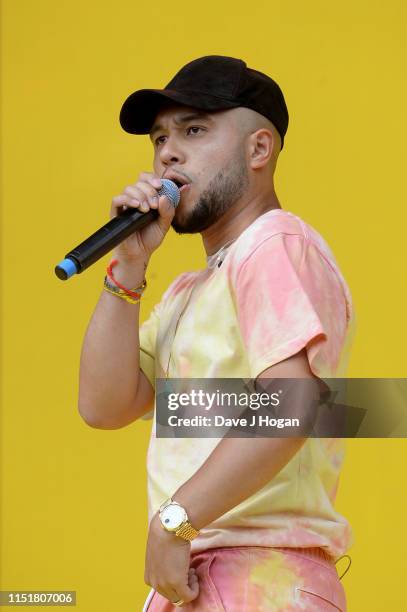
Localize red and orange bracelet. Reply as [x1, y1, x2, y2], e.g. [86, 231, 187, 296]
[103, 259, 147, 304]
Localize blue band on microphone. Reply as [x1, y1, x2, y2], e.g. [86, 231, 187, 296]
[56, 258, 78, 279]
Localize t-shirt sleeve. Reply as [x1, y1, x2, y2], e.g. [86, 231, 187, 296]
[138, 302, 162, 421]
[138, 273, 191, 420]
[139, 304, 160, 387]
[233, 232, 351, 379]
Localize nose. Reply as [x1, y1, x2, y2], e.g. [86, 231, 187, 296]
[158, 136, 186, 167]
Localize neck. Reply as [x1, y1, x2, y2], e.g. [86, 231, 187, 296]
[201, 186, 282, 256]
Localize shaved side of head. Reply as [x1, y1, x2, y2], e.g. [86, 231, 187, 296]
[231, 107, 282, 174]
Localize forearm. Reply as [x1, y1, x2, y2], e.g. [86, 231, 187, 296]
[78, 258, 148, 426]
[172, 435, 307, 531]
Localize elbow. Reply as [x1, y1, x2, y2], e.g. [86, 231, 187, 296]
[77, 387, 118, 428]
[78, 394, 100, 428]
[78, 400, 139, 430]
[79, 412, 129, 430]
[78, 405, 108, 429]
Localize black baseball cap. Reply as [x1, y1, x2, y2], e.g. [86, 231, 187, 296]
[119, 55, 289, 149]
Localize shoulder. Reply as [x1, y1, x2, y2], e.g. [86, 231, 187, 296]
[161, 269, 202, 302]
[226, 208, 353, 324]
[226, 208, 340, 272]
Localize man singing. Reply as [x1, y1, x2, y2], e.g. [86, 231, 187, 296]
[78, 56, 354, 610]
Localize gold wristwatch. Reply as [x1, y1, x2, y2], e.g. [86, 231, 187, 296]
[158, 498, 200, 541]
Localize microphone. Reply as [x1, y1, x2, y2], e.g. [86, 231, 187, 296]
[54, 179, 180, 280]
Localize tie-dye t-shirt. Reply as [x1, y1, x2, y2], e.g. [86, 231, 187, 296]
[139, 208, 356, 560]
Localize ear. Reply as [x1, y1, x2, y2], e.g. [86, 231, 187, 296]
[247, 129, 275, 170]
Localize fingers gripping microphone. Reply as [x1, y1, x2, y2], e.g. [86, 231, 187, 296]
[54, 179, 180, 280]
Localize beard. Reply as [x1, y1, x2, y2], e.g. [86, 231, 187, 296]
[171, 148, 249, 234]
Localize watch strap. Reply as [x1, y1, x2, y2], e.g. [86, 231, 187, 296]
[159, 498, 173, 513]
[175, 521, 200, 541]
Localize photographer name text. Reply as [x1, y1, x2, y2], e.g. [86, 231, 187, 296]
[167, 415, 300, 428]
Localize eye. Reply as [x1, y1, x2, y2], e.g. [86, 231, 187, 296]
[154, 135, 167, 146]
[187, 126, 205, 136]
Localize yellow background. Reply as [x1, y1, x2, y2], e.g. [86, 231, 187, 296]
[1, 1, 406, 610]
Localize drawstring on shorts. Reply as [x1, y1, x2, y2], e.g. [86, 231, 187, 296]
[335, 554, 352, 580]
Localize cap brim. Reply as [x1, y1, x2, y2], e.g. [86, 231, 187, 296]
[119, 88, 239, 135]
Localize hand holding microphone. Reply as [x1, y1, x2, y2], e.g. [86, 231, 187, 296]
[54, 174, 180, 280]
[110, 173, 178, 263]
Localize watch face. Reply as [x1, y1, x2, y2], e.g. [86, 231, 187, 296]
[160, 504, 186, 530]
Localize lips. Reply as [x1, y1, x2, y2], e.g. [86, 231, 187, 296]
[164, 173, 190, 190]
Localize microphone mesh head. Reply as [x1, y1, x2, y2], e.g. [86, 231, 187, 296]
[158, 179, 181, 207]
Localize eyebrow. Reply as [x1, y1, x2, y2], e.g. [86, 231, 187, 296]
[149, 112, 213, 139]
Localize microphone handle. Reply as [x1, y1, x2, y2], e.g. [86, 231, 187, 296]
[58, 207, 158, 278]
[54, 179, 179, 280]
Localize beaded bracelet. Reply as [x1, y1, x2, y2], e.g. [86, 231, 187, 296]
[104, 259, 147, 304]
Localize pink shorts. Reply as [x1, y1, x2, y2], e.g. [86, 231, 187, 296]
[142, 545, 347, 611]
